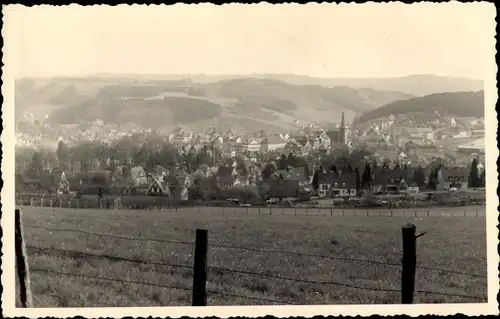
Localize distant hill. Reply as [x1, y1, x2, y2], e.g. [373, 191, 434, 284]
[15, 76, 414, 131]
[259, 74, 484, 97]
[72, 73, 483, 97]
[354, 90, 485, 124]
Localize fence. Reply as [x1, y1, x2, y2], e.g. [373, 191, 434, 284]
[15, 208, 487, 307]
[15, 192, 486, 212]
[15, 196, 485, 218]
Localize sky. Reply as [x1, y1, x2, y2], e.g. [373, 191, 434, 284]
[4, 2, 496, 79]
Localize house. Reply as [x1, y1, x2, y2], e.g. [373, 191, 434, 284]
[439, 167, 469, 190]
[399, 127, 435, 141]
[317, 171, 357, 198]
[146, 175, 169, 196]
[267, 135, 286, 151]
[285, 140, 303, 155]
[130, 166, 148, 185]
[217, 174, 236, 190]
[372, 167, 404, 193]
[279, 132, 290, 140]
[269, 179, 300, 200]
[406, 186, 420, 194]
[469, 124, 485, 138]
[233, 176, 250, 188]
[457, 138, 485, 154]
[331, 173, 357, 198]
[245, 137, 266, 152]
[273, 167, 309, 185]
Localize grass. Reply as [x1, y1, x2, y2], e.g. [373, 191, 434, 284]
[17, 206, 487, 307]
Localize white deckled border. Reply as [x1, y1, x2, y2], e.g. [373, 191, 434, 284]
[1, 2, 498, 318]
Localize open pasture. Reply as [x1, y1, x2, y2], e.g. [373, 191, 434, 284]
[18, 206, 487, 307]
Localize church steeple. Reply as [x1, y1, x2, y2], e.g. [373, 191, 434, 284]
[341, 111, 345, 128]
[339, 111, 346, 145]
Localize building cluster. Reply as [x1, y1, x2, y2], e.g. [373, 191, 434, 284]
[16, 108, 487, 203]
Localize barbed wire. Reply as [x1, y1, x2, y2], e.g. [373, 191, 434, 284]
[208, 266, 401, 293]
[31, 267, 192, 292]
[26, 225, 487, 279]
[26, 225, 195, 246]
[415, 265, 487, 279]
[27, 245, 194, 270]
[31, 267, 485, 304]
[209, 242, 403, 267]
[28, 246, 486, 303]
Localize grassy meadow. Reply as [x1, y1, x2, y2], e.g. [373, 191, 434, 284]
[17, 206, 487, 307]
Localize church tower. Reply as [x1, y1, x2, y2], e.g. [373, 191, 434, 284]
[339, 111, 346, 145]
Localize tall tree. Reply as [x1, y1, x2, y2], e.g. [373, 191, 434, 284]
[30, 151, 43, 178]
[261, 163, 276, 179]
[469, 158, 479, 187]
[277, 153, 288, 169]
[354, 167, 361, 191]
[413, 166, 426, 187]
[312, 169, 320, 191]
[345, 161, 354, 173]
[382, 158, 391, 169]
[479, 168, 486, 187]
[287, 153, 296, 167]
[361, 161, 372, 188]
[427, 166, 439, 190]
[330, 164, 338, 173]
[56, 140, 69, 170]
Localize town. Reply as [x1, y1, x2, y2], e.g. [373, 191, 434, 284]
[9, 2, 493, 310]
[15, 110, 486, 209]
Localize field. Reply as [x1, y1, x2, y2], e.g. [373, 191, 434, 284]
[17, 206, 487, 307]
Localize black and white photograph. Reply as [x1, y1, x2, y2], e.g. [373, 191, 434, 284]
[2, 2, 498, 317]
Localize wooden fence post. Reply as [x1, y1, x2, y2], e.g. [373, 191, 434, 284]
[401, 223, 425, 304]
[15, 209, 33, 308]
[192, 229, 208, 306]
[401, 224, 416, 304]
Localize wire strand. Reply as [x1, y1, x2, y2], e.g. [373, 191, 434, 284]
[26, 225, 195, 246]
[415, 265, 487, 279]
[31, 267, 192, 292]
[26, 226, 487, 279]
[208, 266, 400, 293]
[28, 245, 194, 270]
[209, 242, 403, 267]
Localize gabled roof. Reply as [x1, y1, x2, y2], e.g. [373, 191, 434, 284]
[217, 175, 236, 186]
[318, 171, 357, 189]
[373, 167, 405, 185]
[457, 138, 485, 151]
[267, 135, 285, 144]
[146, 175, 168, 195]
[216, 166, 232, 176]
[269, 179, 299, 198]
